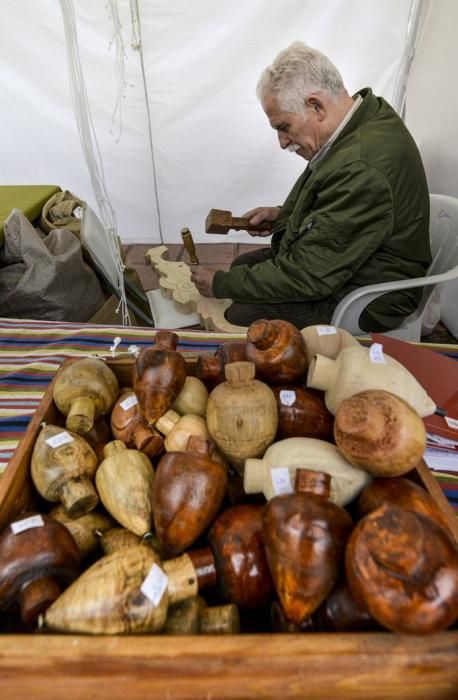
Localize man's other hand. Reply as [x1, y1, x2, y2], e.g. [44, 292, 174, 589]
[190, 265, 217, 297]
[242, 206, 281, 237]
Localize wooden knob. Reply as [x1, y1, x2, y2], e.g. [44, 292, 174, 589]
[246, 319, 308, 384]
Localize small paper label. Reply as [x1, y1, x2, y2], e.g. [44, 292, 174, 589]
[271, 467, 293, 495]
[120, 395, 138, 411]
[45, 431, 74, 448]
[445, 416, 458, 430]
[316, 325, 337, 336]
[140, 563, 168, 607]
[279, 390, 296, 407]
[369, 343, 386, 364]
[11, 514, 44, 534]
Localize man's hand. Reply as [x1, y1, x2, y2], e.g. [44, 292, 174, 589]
[242, 206, 281, 237]
[190, 265, 217, 297]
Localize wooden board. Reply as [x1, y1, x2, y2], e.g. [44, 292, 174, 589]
[0, 357, 457, 700]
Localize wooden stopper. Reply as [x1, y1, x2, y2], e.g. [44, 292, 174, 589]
[66, 396, 96, 434]
[60, 477, 99, 518]
[247, 319, 277, 350]
[164, 596, 205, 635]
[102, 440, 127, 459]
[224, 361, 256, 383]
[162, 554, 200, 605]
[307, 355, 337, 392]
[155, 409, 181, 436]
[20, 576, 62, 628]
[187, 547, 218, 589]
[200, 603, 240, 635]
[294, 469, 331, 499]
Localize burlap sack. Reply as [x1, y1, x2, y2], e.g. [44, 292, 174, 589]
[0, 209, 105, 321]
[40, 190, 84, 234]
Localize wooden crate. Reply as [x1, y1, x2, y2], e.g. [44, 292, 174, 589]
[0, 357, 457, 700]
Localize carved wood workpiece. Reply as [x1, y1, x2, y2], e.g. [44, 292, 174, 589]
[145, 246, 247, 333]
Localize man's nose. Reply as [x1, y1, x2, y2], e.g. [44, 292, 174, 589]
[278, 132, 289, 149]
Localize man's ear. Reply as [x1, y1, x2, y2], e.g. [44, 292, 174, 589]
[305, 95, 326, 120]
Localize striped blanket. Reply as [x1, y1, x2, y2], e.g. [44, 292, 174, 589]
[1, 317, 456, 513]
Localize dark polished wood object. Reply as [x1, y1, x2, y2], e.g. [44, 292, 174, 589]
[205, 208, 273, 235]
[196, 341, 248, 388]
[246, 319, 308, 384]
[313, 578, 377, 632]
[273, 385, 334, 440]
[111, 390, 164, 458]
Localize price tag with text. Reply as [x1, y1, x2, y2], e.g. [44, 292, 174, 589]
[11, 515, 45, 535]
[141, 564, 168, 607]
[120, 395, 138, 411]
[279, 390, 296, 406]
[271, 467, 293, 495]
[45, 431, 74, 448]
[445, 416, 458, 431]
[316, 326, 337, 336]
[369, 343, 386, 364]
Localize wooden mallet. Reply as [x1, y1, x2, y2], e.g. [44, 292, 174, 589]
[205, 208, 273, 235]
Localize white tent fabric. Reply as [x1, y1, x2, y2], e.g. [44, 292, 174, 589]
[1, 0, 415, 244]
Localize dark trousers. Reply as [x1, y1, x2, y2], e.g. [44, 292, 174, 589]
[224, 247, 387, 332]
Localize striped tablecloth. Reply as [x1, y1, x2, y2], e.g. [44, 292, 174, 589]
[1, 317, 456, 513]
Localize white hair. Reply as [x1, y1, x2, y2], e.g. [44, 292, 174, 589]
[256, 42, 346, 112]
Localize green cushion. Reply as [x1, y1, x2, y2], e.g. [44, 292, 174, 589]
[0, 185, 61, 245]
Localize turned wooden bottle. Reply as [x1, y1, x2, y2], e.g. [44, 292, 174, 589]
[153, 435, 227, 556]
[307, 344, 436, 416]
[312, 577, 377, 632]
[272, 385, 334, 441]
[164, 596, 240, 635]
[111, 389, 164, 458]
[99, 527, 163, 558]
[346, 504, 458, 634]
[31, 424, 99, 517]
[334, 390, 426, 476]
[172, 376, 209, 417]
[357, 476, 453, 537]
[263, 469, 353, 625]
[0, 512, 80, 627]
[300, 324, 360, 365]
[196, 340, 248, 388]
[246, 319, 308, 384]
[244, 437, 370, 506]
[49, 505, 113, 557]
[206, 361, 278, 473]
[95, 440, 155, 537]
[53, 357, 119, 434]
[133, 330, 187, 426]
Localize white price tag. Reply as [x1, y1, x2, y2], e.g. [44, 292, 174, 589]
[316, 325, 337, 336]
[369, 343, 386, 364]
[140, 563, 168, 607]
[445, 416, 458, 430]
[271, 467, 293, 496]
[120, 395, 138, 411]
[45, 431, 74, 448]
[11, 514, 44, 534]
[279, 390, 296, 407]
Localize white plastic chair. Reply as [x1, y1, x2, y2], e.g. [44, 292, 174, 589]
[330, 194, 458, 340]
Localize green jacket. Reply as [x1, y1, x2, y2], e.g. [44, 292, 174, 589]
[212, 88, 431, 329]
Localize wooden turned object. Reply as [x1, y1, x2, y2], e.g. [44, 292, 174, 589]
[346, 504, 458, 634]
[206, 361, 278, 473]
[181, 227, 199, 264]
[95, 441, 155, 537]
[196, 341, 248, 388]
[164, 596, 240, 635]
[313, 577, 377, 632]
[205, 208, 273, 235]
[246, 319, 308, 384]
[111, 389, 164, 458]
[153, 435, 228, 556]
[300, 325, 360, 365]
[334, 390, 426, 476]
[49, 506, 113, 558]
[357, 476, 453, 537]
[270, 601, 315, 633]
[208, 504, 275, 609]
[133, 330, 187, 426]
[0, 513, 80, 627]
[99, 528, 163, 558]
[31, 424, 99, 517]
[53, 357, 119, 434]
[263, 469, 353, 625]
[82, 416, 112, 457]
[273, 385, 334, 441]
[172, 376, 209, 417]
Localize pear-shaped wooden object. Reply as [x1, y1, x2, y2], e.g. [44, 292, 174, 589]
[307, 344, 436, 417]
[208, 504, 275, 609]
[99, 527, 163, 558]
[155, 409, 227, 465]
[334, 390, 426, 476]
[312, 577, 377, 632]
[196, 341, 248, 388]
[246, 319, 308, 384]
[111, 389, 164, 458]
[31, 424, 99, 517]
[272, 385, 334, 441]
[206, 362, 278, 473]
[301, 325, 360, 365]
[0, 512, 80, 627]
[346, 504, 458, 634]
[244, 437, 370, 506]
[133, 330, 187, 426]
[95, 441, 155, 537]
[44, 545, 168, 634]
[49, 506, 113, 557]
[53, 357, 119, 434]
[270, 601, 315, 633]
[357, 476, 453, 537]
[263, 469, 352, 625]
[153, 435, 227, 557]
[172, 376, 209, 417]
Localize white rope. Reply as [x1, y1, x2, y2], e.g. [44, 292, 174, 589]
[106, 0, 133, 143]
[59, 0, 130, 325]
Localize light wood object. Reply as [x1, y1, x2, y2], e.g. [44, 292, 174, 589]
[146, 245, 247, 332]
[244, 436, 371, 506]
[155, 410, 225, 467]
[49, 506, 113, 558]
[1, 356, 457, 698]
[99, 527, 162, 558]
[301, 324, 360, 364]
[205, 208, 273, 235]
[172, 376, 208, 417]
[307, 344, 436, 416]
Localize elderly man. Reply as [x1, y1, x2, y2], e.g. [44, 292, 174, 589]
[191, 42, 431, 332]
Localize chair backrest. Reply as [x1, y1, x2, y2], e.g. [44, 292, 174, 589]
[428, 194, 458, 274]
